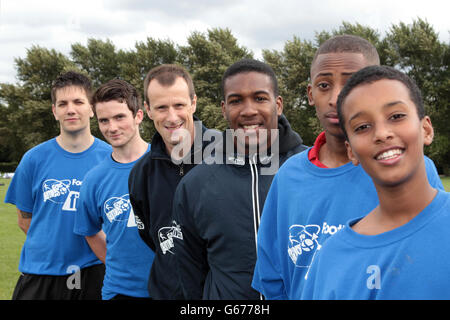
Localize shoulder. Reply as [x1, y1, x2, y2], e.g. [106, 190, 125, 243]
[92, 138, 112, 153]
[129, 150, 152, 181]
[83, 158, 110, 183]
[17, 139, 57, 168]
[179, 162, 219, 188]
[276, 148, 310, 177]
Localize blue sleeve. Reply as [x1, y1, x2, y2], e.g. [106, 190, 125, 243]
[424, 156, 444, 190]
[4, 151, 34, 213]
[73, 170, 102, 236]
[252, 174, 288, 300]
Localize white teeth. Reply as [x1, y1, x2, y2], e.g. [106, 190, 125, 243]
[376, 149, 403, 160]
[243, 124, 259, 129]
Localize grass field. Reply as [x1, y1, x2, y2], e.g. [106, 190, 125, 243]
[0, 176, 449, 300]
[0, 178, 25, 299]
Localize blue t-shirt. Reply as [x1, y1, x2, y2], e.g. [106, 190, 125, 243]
[301, 190, 450, 300]
[74, 145, 155, 300]
[252, 148, 444, 299]
[4, 138, 111, 275]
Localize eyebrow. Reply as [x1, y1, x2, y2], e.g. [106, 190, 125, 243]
[348, 100, 406, 122]
[226, 90, 270, 99]
[315, 71, 356, 78]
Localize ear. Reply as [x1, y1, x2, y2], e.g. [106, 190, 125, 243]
[135, 109, 144, 125]
[89, 104, 94, 118]
[276, 96, 283, 116]
[221, 101, 227, 120]
[307, 83, 315, 107]
[421, 116, 434, 146]
[144, 101, 153, 120]
[191, 94, 197, 114]
[345, 140, 360, 166]
[52, 104, 58, 120]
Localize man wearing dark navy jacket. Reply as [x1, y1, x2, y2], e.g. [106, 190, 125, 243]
[128, 64, 217, 299]
[172, 59, 308, 299]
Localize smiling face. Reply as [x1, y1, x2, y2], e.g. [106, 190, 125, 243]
[52, 85, 94, 135]
[146, 76, 197, 155]
[342, 79, 434, 188]
[96, 99, 143, 149]
[308, 52, 371, 140]
[221, 71, 283, 154]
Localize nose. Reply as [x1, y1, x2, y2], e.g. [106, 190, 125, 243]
[328, 86, 342, 109]
[66, 102, 76, 115]
[166, 106, 180, 123]
[240, 99, 258, 117]
[108, 120, 118, 132]
[373, 122, 394, 144]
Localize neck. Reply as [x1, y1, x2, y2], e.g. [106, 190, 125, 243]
[319, 132, 350, 168]
[112, 136, 148, 164]
[375, 169, 437, 226]
[355, 164, 438, 235]
[56, 129, 94, 153]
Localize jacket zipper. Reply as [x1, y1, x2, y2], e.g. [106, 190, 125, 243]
[249, 154, 264, 300]
[179, 164, 184, 176]
[153, 156, 185, 176]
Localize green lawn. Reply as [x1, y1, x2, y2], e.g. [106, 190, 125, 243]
[442, 176, 450, 193]
[0, 178, 25, 300]
[0, 176, 449, 300]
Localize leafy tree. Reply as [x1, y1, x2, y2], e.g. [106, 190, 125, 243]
[179, 28, 253, 130]
[0, 46, 79, 164]
[70, 39, 122, 88]
[263, 37, 317, 145]
[384, 18, 450, 173]
[0, 24, 448, 173]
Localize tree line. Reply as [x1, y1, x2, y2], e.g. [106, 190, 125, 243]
[0, 18, 448, 173]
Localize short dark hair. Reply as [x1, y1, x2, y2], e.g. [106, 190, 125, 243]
[337, 65, 425, 140]
[311, 35, 380, 75]
[51, 71, 92, 104]
[221, 59, 279, 99]
[91, 79, 142, 117]
[143, 64, 195, 106]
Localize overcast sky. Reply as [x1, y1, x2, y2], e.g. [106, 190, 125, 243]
[0, 0, 448, 84]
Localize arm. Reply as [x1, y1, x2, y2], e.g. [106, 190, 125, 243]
[128, 164, 156, 251]
[85, 230, 107, 264]
[252, 175, 289, 299]
[17, 209, 32, 235]
[172, 181, 209, 299]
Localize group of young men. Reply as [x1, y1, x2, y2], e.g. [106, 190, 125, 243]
[5, 34, 449, 300]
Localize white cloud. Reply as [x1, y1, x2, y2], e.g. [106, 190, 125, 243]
[0, 0, 448, 84]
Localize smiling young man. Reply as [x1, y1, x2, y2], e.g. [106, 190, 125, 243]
[5, 71, 111, 300]
[74, 79, 155, 300]
[301, 65, 450, 300]
[128, 64, 215, 299]
[171, 59, 307, 299]
[251, 35, 444, 300]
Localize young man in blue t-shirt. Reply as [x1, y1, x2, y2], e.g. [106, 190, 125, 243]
[4, 71, 111, 300]
[74, 79, 155, 300]
[252, 35, 444, 300]
[301, 65, 450, 300]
